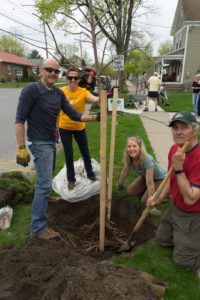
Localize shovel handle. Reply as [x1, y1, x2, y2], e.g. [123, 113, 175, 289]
[134, 141, 189, 232]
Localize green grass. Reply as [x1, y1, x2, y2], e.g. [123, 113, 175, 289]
[0, 203, 31, 246]
[160, 92, 193, 112]
[0, 81, 31, 88]
[113, 240, 200, 300]
[0, 78, 66, 88]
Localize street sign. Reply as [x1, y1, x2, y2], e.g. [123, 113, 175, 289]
[12, 66, 20, 70]
[112, 55, 124, 71]
[108, 98, 124, 111]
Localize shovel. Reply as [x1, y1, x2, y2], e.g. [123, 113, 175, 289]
[115, 141, 189, 253]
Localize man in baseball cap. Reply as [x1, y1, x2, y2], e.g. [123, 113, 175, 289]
[169, 110, 197, 127]
[147, 110, 200, 277]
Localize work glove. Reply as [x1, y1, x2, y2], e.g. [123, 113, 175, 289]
[16, 145, 31, 167]
[116, 181, 123, 190]
[92, 111, 100, 121]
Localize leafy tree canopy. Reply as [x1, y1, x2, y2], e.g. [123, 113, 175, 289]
[0, 36, 25, 56]
[125, 43, 155, 77]
[157, 40, 172, 56]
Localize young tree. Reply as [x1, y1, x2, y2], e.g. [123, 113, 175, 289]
[34, 0, 154, 89]
[0, 36, 25, 56]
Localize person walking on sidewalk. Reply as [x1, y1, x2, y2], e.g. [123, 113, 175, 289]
[15, 58, 99, 241]
[192, 73, 200, 115]
[146, 111, 200, 277]
[116, 136, 167, 215]
[144, 72, 161, 112]
[138, 71, 148, 95]
[58, 66, 99, 190]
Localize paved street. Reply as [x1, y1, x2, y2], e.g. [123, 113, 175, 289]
[0, 88, 35, 174]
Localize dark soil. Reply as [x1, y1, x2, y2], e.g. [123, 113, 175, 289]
[0, 192, 160, 300]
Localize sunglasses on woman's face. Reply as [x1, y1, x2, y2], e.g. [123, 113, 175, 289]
[43, 67, 60, 74]
[67, 76, 79, 81]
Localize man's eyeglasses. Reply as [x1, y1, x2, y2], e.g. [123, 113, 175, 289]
[67, 76, 79, 81]
[43, 67, 60, 74]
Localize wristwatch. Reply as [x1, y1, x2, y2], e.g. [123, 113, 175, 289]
[174, 169, 184, 175]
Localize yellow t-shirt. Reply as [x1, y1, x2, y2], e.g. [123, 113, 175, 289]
[59, 86, 91, 131]
[148, 76, 161, 92]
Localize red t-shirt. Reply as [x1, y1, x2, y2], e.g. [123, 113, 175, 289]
[168, 143, 200, 211]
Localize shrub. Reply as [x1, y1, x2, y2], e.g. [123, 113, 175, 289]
[29, 73, 40, 82]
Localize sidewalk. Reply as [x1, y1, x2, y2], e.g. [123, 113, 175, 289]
[126, 80, 173, 169]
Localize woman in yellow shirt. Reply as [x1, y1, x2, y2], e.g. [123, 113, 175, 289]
[59, 67, 99, 190]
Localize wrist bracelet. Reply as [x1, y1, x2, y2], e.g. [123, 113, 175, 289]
[174, 169, 184, 175]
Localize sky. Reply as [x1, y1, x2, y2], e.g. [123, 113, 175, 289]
[0, 0, 179, 58]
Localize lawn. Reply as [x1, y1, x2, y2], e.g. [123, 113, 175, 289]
[159, 91, 193, 112]
[0, 78, 66, 88]
[0, 94, 200, 299]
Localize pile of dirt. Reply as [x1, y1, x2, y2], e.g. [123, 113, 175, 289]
[0, 194, 160, 299]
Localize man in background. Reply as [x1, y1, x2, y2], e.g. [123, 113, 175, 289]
[138, 71, 148, 96]
[143, 71, 161, 112]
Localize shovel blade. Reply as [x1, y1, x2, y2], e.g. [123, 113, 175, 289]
[114, 240, 136, 254]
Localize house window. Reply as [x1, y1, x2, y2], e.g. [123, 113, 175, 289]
[178, 33, 182, 48]
[176, 38, 179, 50]
[8, 65, 11, 75]
[16, 67, 22, 76]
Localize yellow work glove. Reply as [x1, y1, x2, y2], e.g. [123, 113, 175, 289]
[92, 112, 100, 121]
[16, 145, 31, 167]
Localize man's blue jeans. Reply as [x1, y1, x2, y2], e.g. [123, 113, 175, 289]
[193, 93, 199, 115]
[28, 140, 56, 235]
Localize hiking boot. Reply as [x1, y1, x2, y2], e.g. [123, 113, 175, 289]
[49, 196, 60, 203]
[68, 182, 75, 190]
[155, 108, 158, 112]
[89, 176, 99, 181]
[143, 107, 149, 112]
[31, 228, 59, 241]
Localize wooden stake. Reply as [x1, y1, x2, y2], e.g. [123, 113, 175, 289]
[107, 88, 118, 221]
[99, 90, 107, 251]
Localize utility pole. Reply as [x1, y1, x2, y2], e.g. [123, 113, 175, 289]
[43, 21, 48, 58]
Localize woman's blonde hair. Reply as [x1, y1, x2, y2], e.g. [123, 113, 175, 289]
[195, 73, 200, 81]
[123, 136, 147, 169]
